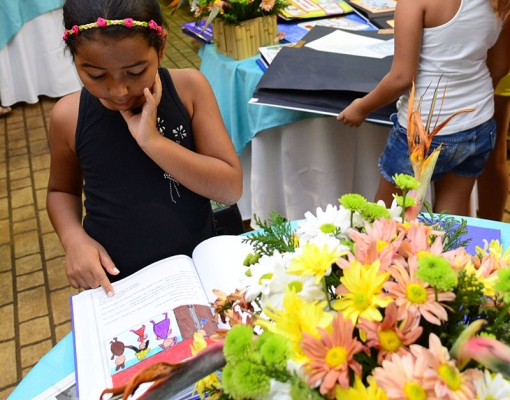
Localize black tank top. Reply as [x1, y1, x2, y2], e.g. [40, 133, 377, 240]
[75, 68, 213, 281]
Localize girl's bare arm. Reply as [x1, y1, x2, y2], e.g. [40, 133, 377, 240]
[487, 16, 510, 88]
[47, 93, 118, 295]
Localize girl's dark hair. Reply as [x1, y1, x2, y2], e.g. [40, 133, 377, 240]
[62, 0, 167, 55]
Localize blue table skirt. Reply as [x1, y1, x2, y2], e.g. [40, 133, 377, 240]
[0, 0, 63, 50]
[9, 332, 75, 400]
[198, 44, 322, 155]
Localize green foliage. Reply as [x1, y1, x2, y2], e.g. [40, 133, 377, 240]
[419, 203, 471, 252]
[352, 348, 380, 384]
[193, 0, 289, 24]
[242, 212, 296, 256]
[436, 270, 485, 349]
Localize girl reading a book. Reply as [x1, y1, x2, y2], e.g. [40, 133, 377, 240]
[336, 0, 510, 217]
[46, 0, 243, 296]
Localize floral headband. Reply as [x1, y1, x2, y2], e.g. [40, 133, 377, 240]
[63, 18, 163, 40]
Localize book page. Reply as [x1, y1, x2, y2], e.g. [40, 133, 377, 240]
[305, 29, 393, 58]
[192, 235, 254, 304]
[72, 255, 215, 399]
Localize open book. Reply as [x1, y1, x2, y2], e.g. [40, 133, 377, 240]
[71, 235, 253, 400]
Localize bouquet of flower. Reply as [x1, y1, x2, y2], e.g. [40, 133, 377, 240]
[188, 0, 288, 26]
[103, 189, 510, 400]
[101, 85, 510, 400]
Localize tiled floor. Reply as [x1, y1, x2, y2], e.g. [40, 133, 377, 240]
[2, 5, 510, 400]
[0, 6, 201, 400]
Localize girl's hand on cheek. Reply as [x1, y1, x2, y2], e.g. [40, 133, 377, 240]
[120, 71, 163, 146]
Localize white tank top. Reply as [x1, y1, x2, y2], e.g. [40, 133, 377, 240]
[396, 0, 502, 135]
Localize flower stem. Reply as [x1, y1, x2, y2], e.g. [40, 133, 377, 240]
[491, 302, 510, 332]
[322, 277, 332, 310]
[401, 189, 408, 223]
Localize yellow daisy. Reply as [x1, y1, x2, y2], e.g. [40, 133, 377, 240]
[257, 290, 334, 363]
[287, 241, 346, 284]
[335, 375, 388, 400]
[334, 259, 392, 324]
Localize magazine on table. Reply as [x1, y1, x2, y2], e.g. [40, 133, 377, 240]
[180, 20, 214, 44]
[71, 235, 252, 400]
[276, 12, 376, 44]
[280, 0, 353, 19]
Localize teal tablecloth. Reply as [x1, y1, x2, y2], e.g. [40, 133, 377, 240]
[198, 44, 322, 155]
[0, 0, 63, 50]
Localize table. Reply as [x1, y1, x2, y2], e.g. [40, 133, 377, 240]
[9, 215, 510, 400]
[0, 4, 82, 106]
[198, 44, 393, 225]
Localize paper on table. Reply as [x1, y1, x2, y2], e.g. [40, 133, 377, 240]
[305, 29, 394, 58]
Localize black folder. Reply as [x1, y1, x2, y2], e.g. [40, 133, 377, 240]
[251, 26, 396, 123]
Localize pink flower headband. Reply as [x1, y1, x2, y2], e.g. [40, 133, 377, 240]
[63, 18, 163, 40]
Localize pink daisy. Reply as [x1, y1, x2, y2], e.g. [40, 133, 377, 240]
[341, 218, 406, 272]
[260, 0, 275, 11]
[384, 258, 455, 325]
[373, 352, 436, 400]
[411, 334, 478, 400]
[357, 302, 423, 364]
[398, 220, 445, 259]
[300, 313, 366, 396]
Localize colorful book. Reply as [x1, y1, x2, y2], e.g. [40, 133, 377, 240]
[345, 0, 396, 20]
[71, 235, 252, 400]
[277, 12, 376, 43]
[259, 42, 297, 66]
[280, 0, 353, 20]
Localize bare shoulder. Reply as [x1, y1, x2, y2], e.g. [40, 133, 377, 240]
[168, 68, 210, 92]
[167, 68, 215, 116]
[50, 90, 81, 150]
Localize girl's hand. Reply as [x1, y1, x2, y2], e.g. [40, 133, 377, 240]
[64, 232, 119, 296]
[120, 71, 163, 145]
[337, 98, 369, 127]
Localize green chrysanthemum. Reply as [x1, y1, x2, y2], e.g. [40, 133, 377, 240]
[416, 254, 457, 291]
[393, 173, 420, 191]
[495, 267, 510, 303]
[223, 359, 271, 399]
[339, 193, 367, 212]
[223, 324, 254, 364]
[361, 202, 392, 222]
[393, 194, 416, 208]
[259, 333, 291, 369]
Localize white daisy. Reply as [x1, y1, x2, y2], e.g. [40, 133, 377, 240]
[240, 251, 284, 302]
[261, 253, 325, 310]
[261, 379, 293, 400]
[295, 204, 351, 243]
[474, 369, 510, 399]
[376, 198, 403, 221]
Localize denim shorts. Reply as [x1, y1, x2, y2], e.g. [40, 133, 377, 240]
[378, 114, 496, 182]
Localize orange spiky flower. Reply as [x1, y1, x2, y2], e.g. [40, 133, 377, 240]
[406, 79, 474, 211]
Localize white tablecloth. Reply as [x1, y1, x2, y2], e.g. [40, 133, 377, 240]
[0, 8, 82, 107]
[237, 117, 391, 225]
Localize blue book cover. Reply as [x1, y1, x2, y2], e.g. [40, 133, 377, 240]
[181, 20, 214, 44]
